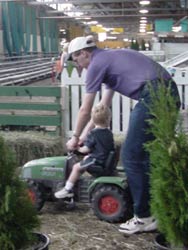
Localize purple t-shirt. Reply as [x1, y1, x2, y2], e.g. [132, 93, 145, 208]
[85, 48, 172, 100]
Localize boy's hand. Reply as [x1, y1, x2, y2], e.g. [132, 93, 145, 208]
[77, 145, 90, 154]
[78, 138, 84, 147]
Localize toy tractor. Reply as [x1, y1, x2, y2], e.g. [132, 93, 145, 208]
[20, 150, 133, 223]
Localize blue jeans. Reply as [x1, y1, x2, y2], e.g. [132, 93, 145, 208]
[120, 79, 180, 218]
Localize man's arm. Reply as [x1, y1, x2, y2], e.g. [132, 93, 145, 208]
[79, 88, 114, 143]
[100, 88, 114, 106]
[74, 92, 96, 136]
[66, 92, 96, 150]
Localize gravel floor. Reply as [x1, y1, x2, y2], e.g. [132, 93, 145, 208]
[39, 202, 158, 250]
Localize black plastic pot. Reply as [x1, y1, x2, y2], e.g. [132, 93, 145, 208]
[154, 234, 170, 250]
[32, 232, 50, 250]
[154, 234, 188, 250]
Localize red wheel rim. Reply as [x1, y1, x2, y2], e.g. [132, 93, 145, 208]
[28, 190, 36, 203]
[99, 195, 119, 215]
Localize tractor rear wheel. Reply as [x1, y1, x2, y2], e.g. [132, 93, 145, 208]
[91, 185, 132, 223]
[27, 181, 45, 211]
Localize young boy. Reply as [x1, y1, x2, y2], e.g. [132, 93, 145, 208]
[54, 104, 115, 199]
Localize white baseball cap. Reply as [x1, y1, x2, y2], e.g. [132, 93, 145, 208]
[67, 36, 96, 59]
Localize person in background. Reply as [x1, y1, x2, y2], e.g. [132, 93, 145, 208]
[60, 43, 69, 73]
[55, 43, 69, 81]
[55, 104, 114, 199]
[65, 35, 180, 235]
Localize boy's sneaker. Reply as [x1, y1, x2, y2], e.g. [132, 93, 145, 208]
[119, 215, 157, 235]
[54, 188, 74, 199]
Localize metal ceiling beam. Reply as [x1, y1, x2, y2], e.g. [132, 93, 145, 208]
[38, 13, 187, 19]
[0, 0, 24, 1]
[174, 15, 188, 25]
[27, 0, 178, 3]
[47, 8, 184, 13]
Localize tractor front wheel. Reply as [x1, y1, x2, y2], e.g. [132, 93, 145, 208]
[27, 181, 45, 211]
[91, 185, 132, 223]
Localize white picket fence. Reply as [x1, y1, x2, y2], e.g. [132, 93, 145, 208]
[61, 67, 188, 138]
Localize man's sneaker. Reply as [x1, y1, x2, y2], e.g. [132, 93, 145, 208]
[119, 215, 157, 235]
[54, 188, 74, 199]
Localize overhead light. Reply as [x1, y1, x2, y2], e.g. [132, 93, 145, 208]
[106, 36, 117, 40]
[140, 28, 146, 33]
[111, 31, 121, 34]
[172, 26, 182, 32]
[139, 1, 150, 5]
[140, 20, 147, 23]
[140, 23, 146, 27]
[104, 28, 112, 32]
[76, 17, 91, 20]
[87, 21, 98, 25]
[140, 17, 147, 20]
[98, 33, 107, 42]
[57, 3, 73, 11]
[139, 9, 149, 14]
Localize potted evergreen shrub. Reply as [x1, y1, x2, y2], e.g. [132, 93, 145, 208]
[0, 136, 50, 250]
[145, 85, 188, 250]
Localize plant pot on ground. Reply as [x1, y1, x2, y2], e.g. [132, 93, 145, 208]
[145, 84, 188, 250]
[154, 233, 188, 250]
[22, 232, 50, 250]
[154, 233, 170, 250]
[0, 136, 50, 250]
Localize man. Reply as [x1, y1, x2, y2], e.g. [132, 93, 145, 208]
[66, 36, 180, 235]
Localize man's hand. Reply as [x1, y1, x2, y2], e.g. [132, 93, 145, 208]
[66, 136, 79, 151]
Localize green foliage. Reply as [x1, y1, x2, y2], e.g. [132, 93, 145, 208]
[66, 61, 75, 77]
[141, 39, 146, 51]
[0, 136, 40, 250]
[148, 41, 152, 50]
[130, 38, 139, 50]
[145, 84, 188, 247]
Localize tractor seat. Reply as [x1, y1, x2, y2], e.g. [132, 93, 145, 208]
[104, 150, 118, 175]
[88, 150, 118, 178]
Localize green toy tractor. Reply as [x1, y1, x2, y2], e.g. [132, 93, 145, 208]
[20, 151, 133, 223]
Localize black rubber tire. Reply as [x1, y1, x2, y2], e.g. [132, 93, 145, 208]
[27, 181, 45, 211]
[91, 185, 132, 223]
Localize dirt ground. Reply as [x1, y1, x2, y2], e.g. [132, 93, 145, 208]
[39, 201, 157, 250]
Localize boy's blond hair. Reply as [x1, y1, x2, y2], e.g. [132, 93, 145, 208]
[91, 104, 111, 127]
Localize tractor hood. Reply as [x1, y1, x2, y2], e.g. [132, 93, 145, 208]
[21, 156, 67, 180]
[23, 156, 67, 168]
